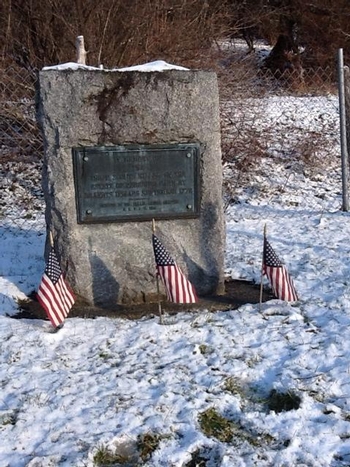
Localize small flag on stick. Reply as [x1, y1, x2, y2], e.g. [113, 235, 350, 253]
[152, 234, 198, 304]
[37, 246, 75, 327]
[263, 236, 298, 302]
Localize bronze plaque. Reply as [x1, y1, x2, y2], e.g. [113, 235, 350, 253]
[72, 143, 200, 223]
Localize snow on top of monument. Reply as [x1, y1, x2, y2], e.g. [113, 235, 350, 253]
[115, 60, 189, 71]
[42, 62, 101, 71]
[42, 60, 189, 72]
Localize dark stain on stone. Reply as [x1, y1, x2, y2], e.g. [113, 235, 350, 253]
[90, 73, 135, 144]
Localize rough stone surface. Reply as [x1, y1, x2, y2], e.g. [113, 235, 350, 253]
[37, 69, 225, 307]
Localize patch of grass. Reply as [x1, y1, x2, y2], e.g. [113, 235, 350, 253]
[93, 432, 167, 466]
[246, 354, 262, 368]
[0, 410, 19, 427]
[198, 407, 276, 448]
[7, 350, 21, 363]
[267, 389, 301, 413]
[199, 344, 213, 355]
[198, 407, 236, 443]
[93, 443, 137, 466]
[223, 376, 245, 396]
[222, 378, 268, 412]
[251, 431, 276, 447]
[137, 432, 164, 462]
[183, 446, 222, 467]
[21, 392, 50, 408]
[184, 449, 208, 467]
[98, 351, 110, 360]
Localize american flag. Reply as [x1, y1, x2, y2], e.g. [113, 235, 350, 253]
[263, 237, 298, 302]
[152, 234, 198, 303]
[37, 247, 75, 327]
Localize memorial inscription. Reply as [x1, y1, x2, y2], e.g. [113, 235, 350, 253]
[72, 143, 200, 223]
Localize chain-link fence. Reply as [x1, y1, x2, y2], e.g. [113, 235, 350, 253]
[0, 62, 45, 290]
[0, 59, 341, 286]
[219, 65, 340, 213]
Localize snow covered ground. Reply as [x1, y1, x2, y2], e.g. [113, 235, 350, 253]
[1, 85, 350, 466]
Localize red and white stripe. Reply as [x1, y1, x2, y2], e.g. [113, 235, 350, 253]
[157, 264, 198, 304]
[37, 274, 75, 327]
[264, 264, 298, 302]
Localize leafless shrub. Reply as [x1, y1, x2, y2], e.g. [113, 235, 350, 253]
[290, 133, 335, 179]
[219, 64, 339, 208]
[221, 98, 267, 165]
[0, 0, 231, 70]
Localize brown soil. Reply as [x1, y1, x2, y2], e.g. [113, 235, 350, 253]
[14, 279, 274, 322]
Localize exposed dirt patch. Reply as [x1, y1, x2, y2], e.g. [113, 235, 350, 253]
[13, 278, 274, 322]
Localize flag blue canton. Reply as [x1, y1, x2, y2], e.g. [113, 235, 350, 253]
[153, 235, 176, 266]
[264, 239, 282, 267]
[45, 249, 63, 284]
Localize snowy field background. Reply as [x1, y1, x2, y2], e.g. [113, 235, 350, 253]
[1, 73, 350, 466]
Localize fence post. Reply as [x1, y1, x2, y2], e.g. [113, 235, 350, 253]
[338, 48, 349, 211]
[76, 36, 87, 65]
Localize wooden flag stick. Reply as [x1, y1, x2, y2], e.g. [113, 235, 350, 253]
[49, 230, 54, 248]
[152, 219, 163, 324]
[76, 35, 87, 65]
[156, 272, 164, 325]
[259, 224, 267, 312]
